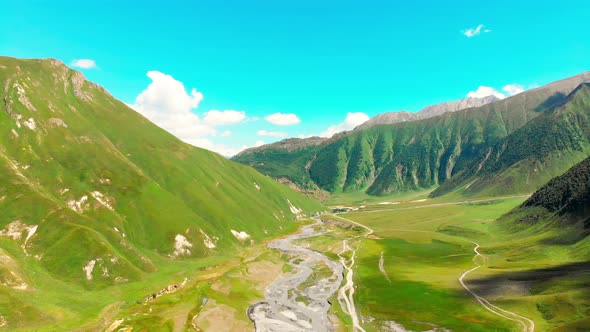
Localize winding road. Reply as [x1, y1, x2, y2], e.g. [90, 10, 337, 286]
[459, 241, 535, 332]
[342, 208, 536, 332]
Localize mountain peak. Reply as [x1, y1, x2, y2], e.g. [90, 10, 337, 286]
[355, 95, 499, 130]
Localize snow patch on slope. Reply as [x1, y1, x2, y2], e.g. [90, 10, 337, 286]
[287, 199, 302, 215]
[91, 191, 114, 210]
[83, 260, 96, 280]
[231, 230, 250, 241]
[67, 195, 89, 212]
[49, 117, 67, 128]
[199, 229, 217, 249]
[23, 118, 36, 130]
[171, 234, 193, 257]
[22, 225, 38, 255]
[14, 82, 36, 112]
[0, 221, 38, 250]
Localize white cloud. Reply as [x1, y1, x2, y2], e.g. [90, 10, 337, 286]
[189, 138, 249, 157]
[265, 113, 301, 126]
[467, 83, 527, 99]
[463, 24, 491, 38]
[135, 71, 203, 114]
[502, 84, 525, 96]
[71, 59, 97, 69]
[258, 130, 287, 137]
[203, 110, 246, 126]
[321, 112, 370, 138]
[255, 140, 265, 147]
[131, 70, 250, 156]
[467, 86, 506, 99]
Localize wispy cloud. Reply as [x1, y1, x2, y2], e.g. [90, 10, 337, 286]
[71, 59, 97, 69]
[203, 110, 246, 126]
[258, 130, 287, 137]
[265, 113, 301, 126]
[467, 86, 506, 99]
[462, 24, 491, 38]
[129, 70, 254, 156]
[466, 83, 527, 99]
[502, 84, 525, 96]
[320, 112, 369, 138]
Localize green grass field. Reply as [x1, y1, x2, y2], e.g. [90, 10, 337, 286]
[298, 195, 589, 331]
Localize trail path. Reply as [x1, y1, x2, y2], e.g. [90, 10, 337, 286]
[336, 214, 535, 332]
[379, 251, 391, 283]
[355, 195, 530, 214]
[459, 241, 535, 332]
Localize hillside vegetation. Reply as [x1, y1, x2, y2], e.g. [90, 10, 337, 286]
[501, 154, 590, 234]
[522, 154, 590, 215]
[234, 73, 590, 198]
[0, 57, 323, 329]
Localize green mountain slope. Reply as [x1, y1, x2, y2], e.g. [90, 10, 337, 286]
[234, 72, 590, 197]
[474, 158, 590, 331]
[0, 57, 323, 329]
[432, 83, 590, 197]
[520, 153, 590, 222]
[233, 137, 327, 190]
[498, 154, 590, 249]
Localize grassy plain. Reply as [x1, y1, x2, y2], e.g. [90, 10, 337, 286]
[0, 233, 300, 332]
[317, 195, 590, 331]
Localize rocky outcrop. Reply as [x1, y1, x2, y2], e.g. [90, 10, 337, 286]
[355, 96, 499, 130]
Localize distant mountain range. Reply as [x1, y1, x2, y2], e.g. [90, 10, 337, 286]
[236, 95, 500, 159]
[234, 72, 590, 197]
[355, 95, 499, 130]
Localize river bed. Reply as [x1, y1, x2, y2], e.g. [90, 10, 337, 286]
[248, 220, 344, 332]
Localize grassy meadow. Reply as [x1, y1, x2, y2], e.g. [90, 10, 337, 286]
[342, 197, 590, 331]
[299, 195, 589, 331]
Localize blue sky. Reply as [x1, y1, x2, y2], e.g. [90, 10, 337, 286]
[1, 1, 589, 155]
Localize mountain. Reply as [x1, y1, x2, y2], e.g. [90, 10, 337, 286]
[233, 96, 499, 190]
[233, 137, 328, 191]
[417, 95, 500, 119]
[355, 95, 499, 130]
[521, 154, 590, 220]
[488, 152, 590, 332]
[0, 57, 323, 329]
[354, 111, 417, 129]
[431, 82, 590, 197]
[501, 153, 590, 232]
[234, 72, 590, 196]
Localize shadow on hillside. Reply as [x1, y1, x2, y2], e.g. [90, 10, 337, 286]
[466, 261, 590, 298]
[534, 92, 566, 112]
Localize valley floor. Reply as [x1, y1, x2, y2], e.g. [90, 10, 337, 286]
[304, 195, 590, 332]
[6, 195, 588, 331]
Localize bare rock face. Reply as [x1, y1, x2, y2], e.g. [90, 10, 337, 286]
[355, 96, 500, 130]
[70, 71, 92, 101]
[235, 136, 328, 157]
[355, 111, 418, 130]
[417, 95, 499, 119]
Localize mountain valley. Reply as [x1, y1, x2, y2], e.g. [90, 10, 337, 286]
[0, 57, 588, 332]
